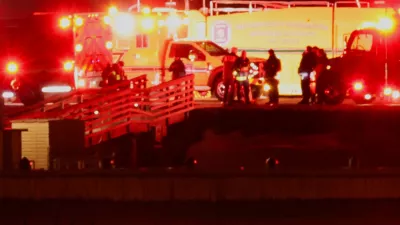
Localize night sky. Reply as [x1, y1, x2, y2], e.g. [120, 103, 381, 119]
[0, 0, 397, 17]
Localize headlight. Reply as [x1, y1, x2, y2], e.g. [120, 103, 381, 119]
[6, 61, 18, 74]
[250, 62, 258, 70]
[263, 84, 270, 91]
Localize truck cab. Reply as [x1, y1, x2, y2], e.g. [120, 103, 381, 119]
[321, 17, 400, 104]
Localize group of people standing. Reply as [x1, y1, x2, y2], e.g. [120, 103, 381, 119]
[222, 45, 329, 106]
[298, 46, 329, 104]
[222, 47, 282, 106]
[222, 47, 255, 105]
[101, 61, 127, 87]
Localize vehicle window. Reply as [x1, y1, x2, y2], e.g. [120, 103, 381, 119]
[136, 34, 148, 48]
[169, 44, 205, 60]
[195, 41, 228, 56]
[349, 33, 373, 51]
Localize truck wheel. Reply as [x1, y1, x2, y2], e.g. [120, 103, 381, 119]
[319, 70, 346, 105]
[213, 75, 225, 101]
[321, 85, 346, 105]
[16, 85, 44, 106]
[352, 97, 374, 105]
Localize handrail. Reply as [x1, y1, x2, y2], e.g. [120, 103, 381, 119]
[209, 0, 371, 15]
[79, 74, 194, 146]
[9, 75, 194, 147]
[6, 75, 147, 120]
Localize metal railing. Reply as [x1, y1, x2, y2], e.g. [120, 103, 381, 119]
[6, 75, 148, 121]
[209, 0, 370, 15]
[38, 75, 195, 147]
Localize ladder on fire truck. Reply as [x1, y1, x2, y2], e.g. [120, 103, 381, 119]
[8, 74, 195, 147]
[208, 0, 371, 15]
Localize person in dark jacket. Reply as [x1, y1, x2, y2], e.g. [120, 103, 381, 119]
[100, 63, 112, 87]
[298, 46, 317, 104]
[234, 50, 251, 104]
[117, 61, 127, 80]
[264, 49, 281, 104]
[222, 47, 238, 105]
[169, 57, 186, 80]
[315, 48, 329, 104]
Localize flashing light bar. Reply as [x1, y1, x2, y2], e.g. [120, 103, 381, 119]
[41, 85, 72, 93]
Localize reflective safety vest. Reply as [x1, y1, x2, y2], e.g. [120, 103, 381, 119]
[233, 70, 249, 81]
[111, 71, 121, 81]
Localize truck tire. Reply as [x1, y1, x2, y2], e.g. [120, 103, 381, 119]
[319, 70, 346, 105]
[213, 74, 225, 101]
[17, 85, 44, 106]
[352, 97, 374, 105]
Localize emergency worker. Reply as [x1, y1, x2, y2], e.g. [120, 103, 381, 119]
[315, 48, 329, 104]
[221, 47, 238, 105]
[169, 57, 186, 80]
[109, 63, 122, 86]
[298, 46, 317, 104]
[264, 49, 281, 104]
[117, 61, 127, 80]
[101, 63, 112, 87]
[234, 50, 251, 104]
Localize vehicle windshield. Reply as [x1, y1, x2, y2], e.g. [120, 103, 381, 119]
[347, 32, 374, 52]
[0, 15, 74, 69]
[195, 41, 228, 56]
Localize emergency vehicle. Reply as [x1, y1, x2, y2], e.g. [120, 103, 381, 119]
[206, 0, 399, 96]
[0, 13, 76, 105]
[73, 12, 113, 90]
[0, 12, 114, 105]
[87, 6, 265, 101]
[320, 10, 400, 104]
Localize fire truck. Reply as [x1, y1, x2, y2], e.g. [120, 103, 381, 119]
[101, 7, 266, 101]
[0, 13, 76, 105]
[319, 11, 400, 105]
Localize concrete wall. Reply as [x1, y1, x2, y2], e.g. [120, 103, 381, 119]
[1, 172, 400, 201]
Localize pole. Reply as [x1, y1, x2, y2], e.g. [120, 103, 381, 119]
[137, 0, 140, 12]
[331, 2, 335, 58]
[185, 0, 189, 11]
[385, 36, 388, 86]
[384, 7, 389, 86]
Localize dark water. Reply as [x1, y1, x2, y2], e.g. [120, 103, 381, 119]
[2, 200, 400, 225]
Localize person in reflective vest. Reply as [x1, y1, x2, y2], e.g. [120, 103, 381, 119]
[222, 47, 238, 105]
[233, 50, 251, 104]
[109, 63, 122, 86]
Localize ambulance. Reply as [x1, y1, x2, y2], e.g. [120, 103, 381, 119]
[72, 11, 114, 90]
[104, 7, 266, 100]
[206, 0, 397, 95]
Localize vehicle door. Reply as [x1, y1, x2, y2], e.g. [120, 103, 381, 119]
[165, 43, 208, 86]
[345, 31, 379, 85]
[386, 32, 400, 88]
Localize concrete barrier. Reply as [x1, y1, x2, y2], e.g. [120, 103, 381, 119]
[1, 171, 400, 201]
